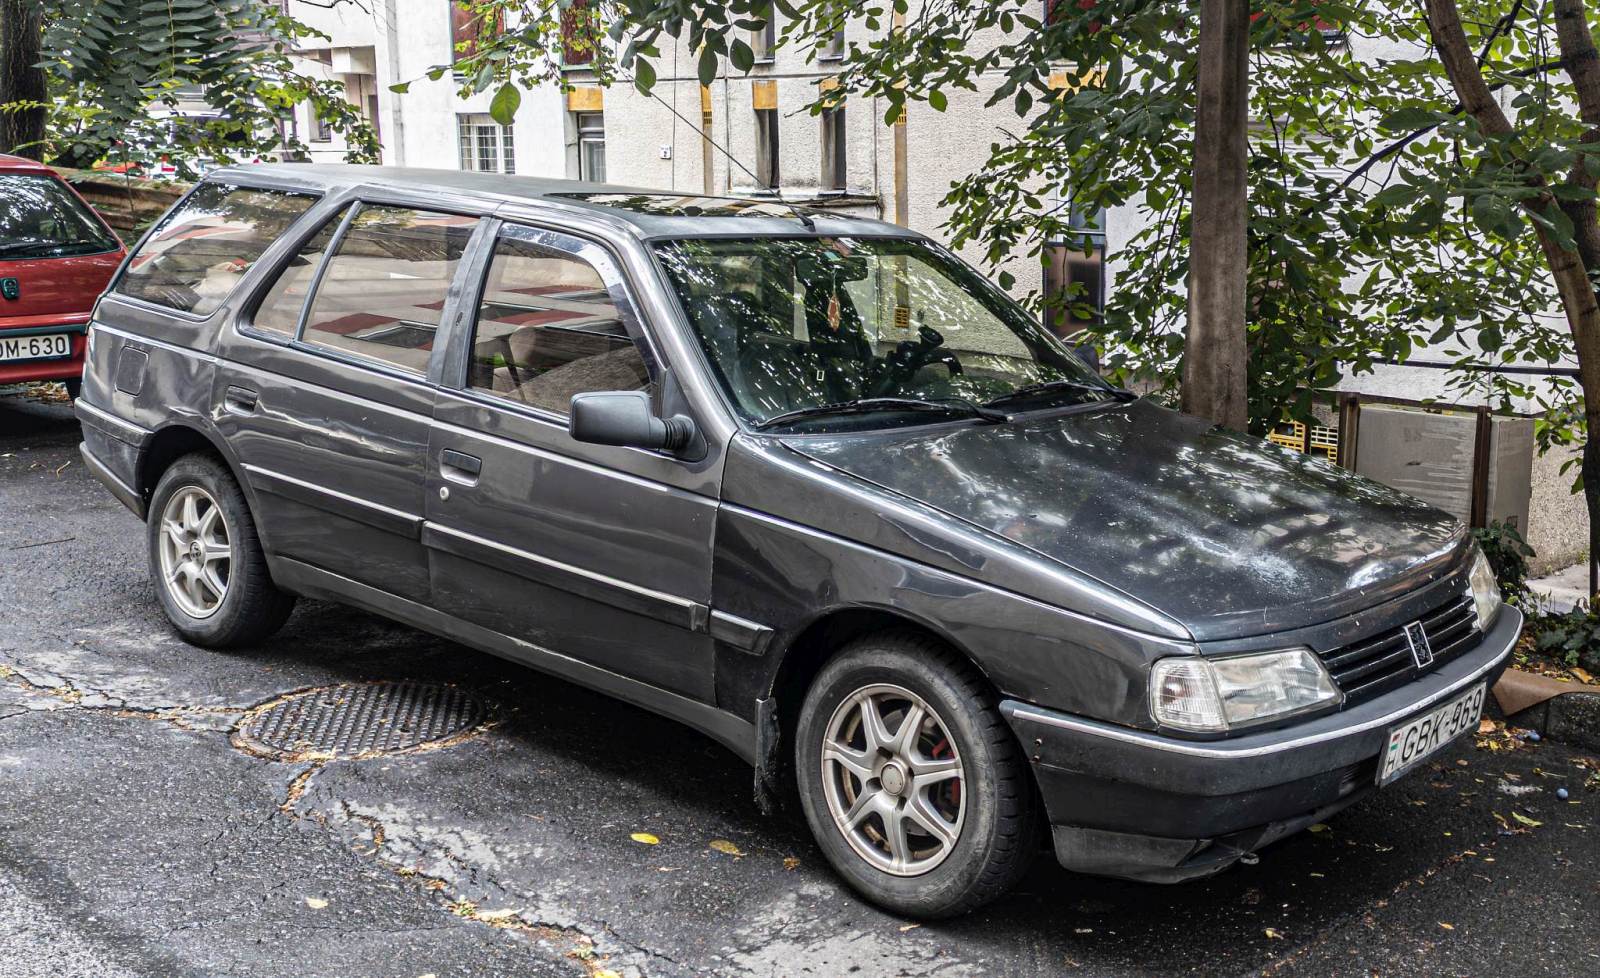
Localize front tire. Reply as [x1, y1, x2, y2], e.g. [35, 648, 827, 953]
[147, 453, 294, 647]
[795, 631, 1039, 918]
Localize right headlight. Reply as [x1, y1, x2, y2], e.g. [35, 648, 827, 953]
[1468, 547, 1503, 632]
[1150, 648, 1341, 733]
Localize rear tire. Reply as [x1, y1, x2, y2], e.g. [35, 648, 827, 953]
[795, 631, 1039, 918]
[147, 453, 294, 647]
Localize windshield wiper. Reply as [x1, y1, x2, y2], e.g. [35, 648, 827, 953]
[754, 396, 1008, 431]
[0, 239, 109, 258]
[981, 380, 1136, 412]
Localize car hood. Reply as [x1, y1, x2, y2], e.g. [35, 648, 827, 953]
[781, 399, 1468, 641]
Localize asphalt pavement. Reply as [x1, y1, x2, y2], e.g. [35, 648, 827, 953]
[1, 387, 1597, 978]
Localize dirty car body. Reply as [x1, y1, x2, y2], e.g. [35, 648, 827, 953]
[76, 166, 1519, 910]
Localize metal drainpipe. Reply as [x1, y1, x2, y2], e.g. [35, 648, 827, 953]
[377, 0, 405, 165]
[892, 9, 908, 227]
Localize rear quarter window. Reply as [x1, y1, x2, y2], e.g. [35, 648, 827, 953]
[115, 183, 318, 316]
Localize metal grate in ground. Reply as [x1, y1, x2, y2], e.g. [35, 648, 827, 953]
[233, 681, 491, 760]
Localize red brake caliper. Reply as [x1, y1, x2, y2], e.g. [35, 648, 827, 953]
[930, 737, 960, 810]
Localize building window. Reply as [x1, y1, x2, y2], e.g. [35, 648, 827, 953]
[575, 112, 606, 182]
[753, 15, 777, 62]
[820, 105, 845, 192]
[1042, 205, 1106, 338]
[312, 107, 332, 143]
[819, 28, 844, 60]
[561, 0, 596, 65]
[451, 1, 499, 68]
[457, 114, 516, 173]
[755, 108, 780, 191]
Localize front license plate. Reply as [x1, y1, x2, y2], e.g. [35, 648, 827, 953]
[0, 333, 72, 363]
[1378, 683, 1486, 785]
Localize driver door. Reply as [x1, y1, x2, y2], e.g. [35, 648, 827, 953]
[424, 221, 719, 700]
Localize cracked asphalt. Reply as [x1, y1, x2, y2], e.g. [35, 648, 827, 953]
[2, 387, 1598, 978]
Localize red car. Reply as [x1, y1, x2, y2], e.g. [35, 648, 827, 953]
[0, 154, 125, 397]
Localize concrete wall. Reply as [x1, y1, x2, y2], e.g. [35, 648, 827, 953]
[1528, 445, 1589, 575]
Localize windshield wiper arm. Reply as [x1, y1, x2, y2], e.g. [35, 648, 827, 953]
[754, 396, 1007, 431]
[981, 380, 1135, 411]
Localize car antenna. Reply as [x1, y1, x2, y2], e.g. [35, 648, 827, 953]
[629, 73, 819, 232]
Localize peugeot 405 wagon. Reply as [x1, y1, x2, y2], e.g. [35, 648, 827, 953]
[77, 166, 1520, 917]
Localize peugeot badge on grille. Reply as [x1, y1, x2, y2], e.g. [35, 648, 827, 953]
[1403, 620, 1434, 668]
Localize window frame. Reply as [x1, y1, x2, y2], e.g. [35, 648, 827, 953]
[754, 108, 780, 192]
[233, 189, 491, 387]
[574, 112, 606, 183]
[820, 104, 846, 193]
[443, 220, 664, 427]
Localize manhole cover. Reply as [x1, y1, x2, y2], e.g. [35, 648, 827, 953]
[234, 681, 492, 760]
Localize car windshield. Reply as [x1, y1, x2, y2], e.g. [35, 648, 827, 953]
[0, 174, 119, 260]
[653, 236, 1116, 431]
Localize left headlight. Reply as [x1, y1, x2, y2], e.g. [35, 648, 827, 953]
[1469, 546, 1503, 632]
[1149, 648, 1341, 733]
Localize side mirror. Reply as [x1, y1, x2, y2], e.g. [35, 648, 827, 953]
[569, 390, 696, 452]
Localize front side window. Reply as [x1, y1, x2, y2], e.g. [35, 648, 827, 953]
[300, 205, 477, 374]
[0, 174, 119, 261]
[654, 236, 1115, 431]
[116, 183, 317, 315]
[466, 225, 650, 415]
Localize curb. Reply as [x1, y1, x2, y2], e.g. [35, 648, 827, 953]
[1495, 668, 1600, 753]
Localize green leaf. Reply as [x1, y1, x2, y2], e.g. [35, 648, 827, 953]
[1378, 106, 1448, 132]
[698, 45, 718, 87]
[388, 81, 410, 94]
[730, 39, 754, 73]
[633, 57, 656, 93]
[489, 82, 520, 127]
[928, 89, 947, 112]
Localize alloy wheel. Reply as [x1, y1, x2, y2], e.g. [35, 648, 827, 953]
[820, 683, 967, 877]
[157, 485, 232, 619]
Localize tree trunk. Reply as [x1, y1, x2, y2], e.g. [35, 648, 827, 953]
[0, 0, 46, 160]
[1182, 0, 1251, 430]
[1428, 0, 1600, 595]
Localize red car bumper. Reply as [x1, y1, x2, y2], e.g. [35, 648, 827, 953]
[0, 314, 89, 386]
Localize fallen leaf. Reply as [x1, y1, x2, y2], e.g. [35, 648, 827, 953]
[1478, 719, 1496, 735]
[783, 857, 801, 871]
[709, 839, 744, 857]
[477, 908, 521, 921]
[304, 897, 329, 910]
[1264, 928, 1283, 940]
[1572, 666, 1594, 684]
[1512, 812, 1543, 827]
[595, 971, 622, 978]
[1438, 922, 1455, 931]
[630, 832, 660, 845]
[1307, 823, 1330, 833]
[899, 923, 921, 932]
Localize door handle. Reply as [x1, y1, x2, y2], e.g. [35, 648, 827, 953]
[223, 386, 258, 416]
[440, 449, 482, 485]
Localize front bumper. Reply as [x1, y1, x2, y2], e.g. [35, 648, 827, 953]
[1001, 606, 1521, 883]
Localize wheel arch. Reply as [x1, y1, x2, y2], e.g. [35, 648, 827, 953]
[136, 421, 258, 521]
[756, 605, 1004, 809]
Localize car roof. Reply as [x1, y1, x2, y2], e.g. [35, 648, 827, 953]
[210, 163, 915, 241]
[0, 153, 56, 174]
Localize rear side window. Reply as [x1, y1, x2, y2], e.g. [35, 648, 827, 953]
[252, 209, 347, 336]
[116, 183, 317, 316]
[300, 205, 477, 375]
[0, 174, 120, 260]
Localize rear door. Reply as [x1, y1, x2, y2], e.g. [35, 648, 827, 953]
[213, 192, 485, 602]
[424, 221, 720, 700]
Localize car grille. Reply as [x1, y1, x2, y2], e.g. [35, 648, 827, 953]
[1318, 593, 1480, 705]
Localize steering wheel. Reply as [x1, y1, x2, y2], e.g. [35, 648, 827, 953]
[869, 325, 963, 395]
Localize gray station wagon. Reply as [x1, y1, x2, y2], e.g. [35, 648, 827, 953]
[76, 165, 1521, 917]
